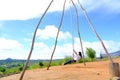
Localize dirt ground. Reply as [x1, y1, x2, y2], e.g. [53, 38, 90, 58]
[0, 58, 120, 80]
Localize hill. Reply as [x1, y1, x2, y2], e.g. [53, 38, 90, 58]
[101, 50, 120, 58]
[0, 58, 120, 80]
[110, 50, 120, 57]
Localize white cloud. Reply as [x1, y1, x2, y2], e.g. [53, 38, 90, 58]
[31, 42, 52, 59]
[0, 38, 28, 59]
[24, 38, 32, 42]
[0, 38, 21, 50]
[30, 39, 120, 59]
[79, 0, 120, 13]
[30, 29, 120, 59]
[74, 38, 120, 57]
[0, 37, 120, 59]
[0, 0, 51, 20]
[101, 40, 120, 52]
[106, 0, 120, 13]
[36, 25, 71, 40]
[0, 0, 70, 20]
[29, 41, 73, 59]
[0, 0, 119, 20]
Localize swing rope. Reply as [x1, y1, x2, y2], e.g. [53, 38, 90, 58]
[77, 0, 113, 63]
[47, 0, 66, 70]
[19, 0, 54, 80]
[71, 0, 86, 66]
[69, 0, 75, 61]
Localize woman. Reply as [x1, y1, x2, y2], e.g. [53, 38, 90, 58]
[63, 50, 82, 65]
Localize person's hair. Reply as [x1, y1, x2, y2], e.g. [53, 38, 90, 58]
[79, 52, 82, 58]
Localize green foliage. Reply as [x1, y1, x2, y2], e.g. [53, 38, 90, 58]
[85, 58, 93, 62]
[0, 66, 6, 73]
[39, 62, 44, 67]
[19, 66, 23, 71]
[86, 47, 96, 61]
[0, 71, 3, 75]
[78, 58, 84, 63]
[29, 63, 40, 69]
[50, 59, 63, 66]
[101, 57, 108, 61]
[57, 59, 64, 65]
[42, 62, 49, 68]
[64, 56, 72, 62]
[51, 61, 58, 66]
[78, 58, 92, 63]
[29, 60, 64, 69]
[4, 67, 20, 75]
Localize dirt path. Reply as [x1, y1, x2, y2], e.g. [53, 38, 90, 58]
[0, 58, 120, 80]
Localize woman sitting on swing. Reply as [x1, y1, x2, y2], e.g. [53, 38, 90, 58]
[63, 49, 82, 65]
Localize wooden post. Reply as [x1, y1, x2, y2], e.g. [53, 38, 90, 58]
[109, 63, 120, 80]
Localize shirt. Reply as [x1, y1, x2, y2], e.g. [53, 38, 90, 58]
[74, 55, 81, 62]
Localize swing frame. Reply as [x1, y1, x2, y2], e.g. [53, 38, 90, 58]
[19, 0, 115, 80]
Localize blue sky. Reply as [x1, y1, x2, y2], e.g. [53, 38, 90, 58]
[0, 0, 120, 59]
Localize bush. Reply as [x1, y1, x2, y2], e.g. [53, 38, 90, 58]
[4, 67, 19, 75]
[57, 59, 64, 65]
[78, 58, 92, 63]
[0, 71, 3, 75]
[0, 66, 6, 73]
[78, 58, 83, 63]
[64, 56, 72, 62]
[86, 48, 96, 61]
[19, 66, 23, 71]
[39, 62, 44, 67]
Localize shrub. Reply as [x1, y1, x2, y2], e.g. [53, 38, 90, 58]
[86, 47, 96, 61]
[78, 58, 83, 63]
[57, 59, 64, 65]
[39, 62, 44, 67]
[19, 66, 23, 71]
[64, 56, 72, 62]
[0, 66, 6, 73]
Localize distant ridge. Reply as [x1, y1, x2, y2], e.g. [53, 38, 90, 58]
[101, 50, 120, 57]
[110, 50, 120, 56]
[6, 58, 13, 61]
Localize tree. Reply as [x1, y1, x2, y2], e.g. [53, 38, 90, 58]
[0, 66, 6, 73]
[86, 47, 96, 61]
[39, 62, 44, 67]
[19, 66, 23, 71]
